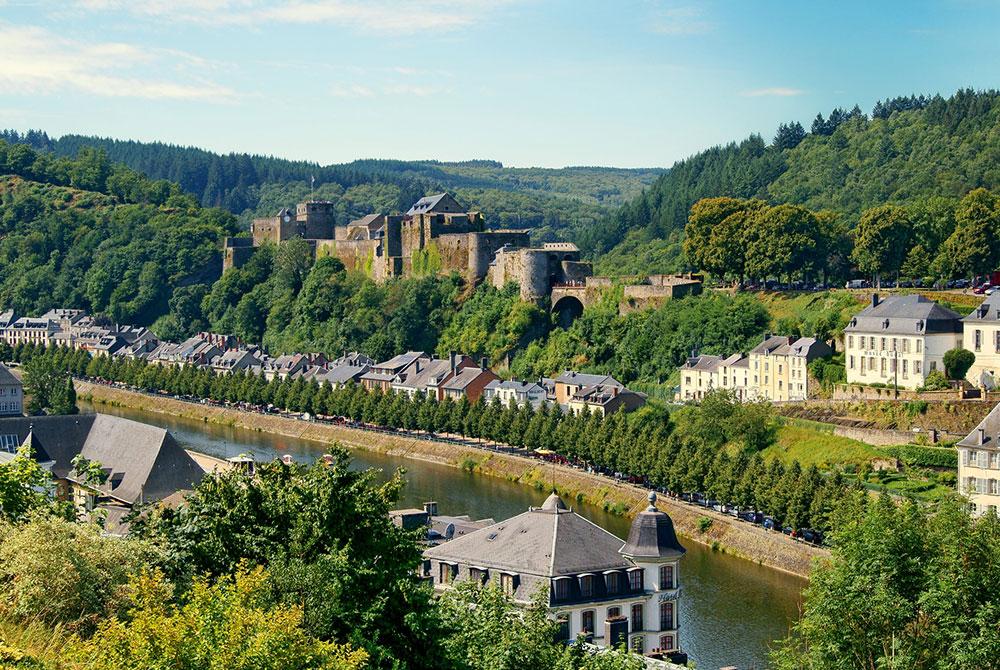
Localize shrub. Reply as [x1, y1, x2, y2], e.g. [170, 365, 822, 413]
[697, 516, 713, 533]
[0, 517, 161, 632]
[943, 348, 975, 380]
[920, 370, 950, 391]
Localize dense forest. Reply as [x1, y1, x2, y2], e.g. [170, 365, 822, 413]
[596, 89, 1000, 275]
[0, 130, 662, 249]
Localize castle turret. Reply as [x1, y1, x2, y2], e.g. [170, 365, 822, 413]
[620, 492, 686, 659]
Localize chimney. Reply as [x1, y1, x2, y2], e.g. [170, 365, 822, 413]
[423, 501, 438, 517]
[481, 356, 489, 371]
[449, 350, 457, 374]
[979, 428, 986, 445]
[871, 293, 879, 308]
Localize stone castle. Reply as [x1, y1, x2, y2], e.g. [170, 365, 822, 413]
[223, 192, 700, 313]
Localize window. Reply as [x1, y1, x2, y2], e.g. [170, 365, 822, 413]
[930, 361, 937, 372]
[500, 573, 517, 596]
[0, 434, 19, 452]
[915, 361, 922, 374]
[660, 602, 674, 629]
[554, 577, 570, 600]
[848, 335, 854, 348]
[628, 569, 643, 591]
[881, 337, 886, 350]
[606, 606, 621, 620]
[582, 610, 595, 634]
[902, 360, 908, 377]
[892, 338, 898, 351]
[917, 340, 922, 353]
[579, 574, 594, 598]
[659, 635, 675, 651]
[976, 329, 983, 352]
[659, 565, 674, 590]
[631, 603, 644, 631]
[605, 571, 620, 594]
[438, 562, 456, 584]
[469, 567, 488, 585]
[631, 636, 644, 653]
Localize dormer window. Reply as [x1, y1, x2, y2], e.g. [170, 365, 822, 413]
[469, 566, 489, 585]
[628, 567, 644, 591]
[553, 576, 571, 600]
[579, 573, 594, 598]
[500, 572, 518, 596]
[604, 570, 621, 594]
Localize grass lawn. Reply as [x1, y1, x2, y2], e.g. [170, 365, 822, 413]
[762, 419, 879, 469]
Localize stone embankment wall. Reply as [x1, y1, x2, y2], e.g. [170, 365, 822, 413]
[76, 380, 825, 579]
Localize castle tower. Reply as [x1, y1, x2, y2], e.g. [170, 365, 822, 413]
[619, 492, 686, 657]
[296, 201, 337, 239]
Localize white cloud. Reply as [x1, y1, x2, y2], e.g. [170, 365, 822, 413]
[331, 83, 375, 98]
[741, 87, 805, 98]
[0, 23, 238, 101]
[70, 0, 512, 35]
[648, 4, 713, 36]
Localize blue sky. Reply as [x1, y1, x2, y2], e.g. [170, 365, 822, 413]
[2, 0, 999, 168]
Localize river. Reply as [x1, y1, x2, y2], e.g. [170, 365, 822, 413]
[81, 400, 805, 670]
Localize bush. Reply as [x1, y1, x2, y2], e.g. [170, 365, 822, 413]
[879, 444, 958, 469]
[0, 517, 161, 632]
[943, 347, 975, 380]
[697, 516, 713, 533]
[920, 370, 950, 391]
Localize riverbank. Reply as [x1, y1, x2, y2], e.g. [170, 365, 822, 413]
[76, 380, 825, 578]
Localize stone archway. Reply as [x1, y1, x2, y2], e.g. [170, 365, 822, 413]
[552, 295, 584, 328]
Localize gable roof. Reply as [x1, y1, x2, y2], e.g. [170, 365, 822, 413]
[0, 364, 20, 387]
[405, 193, 464, 216]
[442, 366, 494, 391]
[424, 494, 631, 577]
[958, 401, 1000, 449]
[964, 294, 1000, 323]
[554, 371, 624, 388]
[0, 414, 203, 505]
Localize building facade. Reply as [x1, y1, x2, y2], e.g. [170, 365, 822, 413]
[843, 294, 963, 390]
[957, 401, 1000, 516]
[0, 364, 22, 416]
[422, 491, 686, 659]
[962, 293, 1000, 388]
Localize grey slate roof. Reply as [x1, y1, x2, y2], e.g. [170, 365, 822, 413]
[683, 355, 722, 372]
[620, 492, 686, 559]
[406, 193, 463, 216]
[0, 364, 20, 387]
[316, 364, 369, 386]
[442, 366, 491, 391]
[373, 351, 428, 374]
[0, 414, 203, 505]
[843, 294, 962, 335]
[554, 371, 624, 388]
[424, 492, 632, 578]
[963, 293, 1000, 323]
[957, 401, 1000, 449]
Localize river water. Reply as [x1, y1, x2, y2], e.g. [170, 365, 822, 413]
[81, 401, 804, 670]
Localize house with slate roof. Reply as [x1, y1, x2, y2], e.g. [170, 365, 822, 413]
[0, 413, 205, 532]
[844, 293, 962, 390]
[962, 292, 1000, 389]
[957, 401, 1000, 516]
[423, 491, 686, 659]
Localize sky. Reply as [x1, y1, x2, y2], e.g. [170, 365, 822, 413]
[2, 0, 1000, 168]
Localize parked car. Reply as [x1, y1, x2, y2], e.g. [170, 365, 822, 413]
[845, 279, 867, 289]
[974, 284, 991, 295]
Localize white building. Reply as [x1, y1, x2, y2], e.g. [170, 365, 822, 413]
[962, 293, 1000, 389]
[843, 294, 962, 390]
[423, 491, 686, 659]
[957, 401, 1000, 516]
[483, 379, 548, 409]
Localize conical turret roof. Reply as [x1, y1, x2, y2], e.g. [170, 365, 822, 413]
[620, 492, 686, 559]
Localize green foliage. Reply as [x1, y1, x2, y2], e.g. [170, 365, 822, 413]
[920, 370, 950, 391]
[877, 444, 958, 469]
[438, 582, 643, 670]
[511, 293, 770, 384]
[76, 566, 367, 670]
[943, 347, 975, 380]
[0, 146, 236, 325]
[129, 452, 444, 669]
[436, 283, 548, 365]
[696, 516, 713, 533]
[0, 517, 159, 631]
[0, 448, 68, 524]
[772, 495, 1000, 670]
[410, 243, 442, 277]
[22, 356, 77, 415]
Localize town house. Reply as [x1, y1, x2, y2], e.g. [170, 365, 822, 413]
[962, 292, 1000, 388]
[843, 294, 962, 390]
[423, 492, 686, 659]
[957, 401, 1000, 516]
